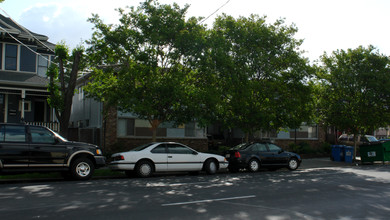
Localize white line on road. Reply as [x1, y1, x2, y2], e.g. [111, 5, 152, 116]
[161, 195, 256, 207]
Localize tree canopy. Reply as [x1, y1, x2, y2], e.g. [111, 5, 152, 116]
[316, 45, 390, 157]
[206, 14, 314, 141]
[85, 0, 207, 141]
[84, 0, 316, 143]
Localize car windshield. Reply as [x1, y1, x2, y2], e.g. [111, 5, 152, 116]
[366, 136, 379, 142]
[49, 128, 68, 142]
[232, 143, 251, 150]
[131, 143, 155, 151]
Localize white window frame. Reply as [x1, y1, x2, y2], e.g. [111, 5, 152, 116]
[18, 100, 31, 112]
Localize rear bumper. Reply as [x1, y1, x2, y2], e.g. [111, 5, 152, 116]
[227, 159, 248, 169]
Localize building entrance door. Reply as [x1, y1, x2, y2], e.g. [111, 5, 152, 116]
[34, 101, 45, 122]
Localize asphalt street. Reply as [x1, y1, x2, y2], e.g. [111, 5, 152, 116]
[0, 159, 389, 220]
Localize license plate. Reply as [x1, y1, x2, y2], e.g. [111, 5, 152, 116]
[225, 154, 230, 158]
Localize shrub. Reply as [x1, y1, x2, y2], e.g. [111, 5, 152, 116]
[320, 142, 331, 154]
[289, 142, 314, 154]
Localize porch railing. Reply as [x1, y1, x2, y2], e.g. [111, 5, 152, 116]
[26, 121, 60, 132]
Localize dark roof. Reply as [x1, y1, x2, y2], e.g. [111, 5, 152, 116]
[0, 71, 49, 88]
[0, 14, 55, 51]
[0, 14, 47, 40]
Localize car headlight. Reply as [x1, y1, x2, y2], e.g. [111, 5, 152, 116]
[96, 149, 102, 155]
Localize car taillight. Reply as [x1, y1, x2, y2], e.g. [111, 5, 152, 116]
[234, 152, 241, 158]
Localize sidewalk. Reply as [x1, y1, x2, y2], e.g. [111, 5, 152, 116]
[300, 157, 360, 169]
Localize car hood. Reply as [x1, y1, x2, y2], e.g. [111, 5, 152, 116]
[283, 151, 301, 159]
[65, 141, 99, 149]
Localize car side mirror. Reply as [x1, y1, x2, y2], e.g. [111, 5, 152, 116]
[192, 151, 198, 155]
[279, 149, 284, 154]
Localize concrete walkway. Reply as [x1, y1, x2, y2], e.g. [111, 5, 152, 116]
[301, 157, 361, 169]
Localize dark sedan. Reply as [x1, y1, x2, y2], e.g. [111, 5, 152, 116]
[226, 142, 301, 172]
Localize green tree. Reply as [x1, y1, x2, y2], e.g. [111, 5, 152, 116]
[207, 14, 314, 141]
[317, 45, 390, 158]
[85, 0, 207, 141]
[47, 42, 84, 138]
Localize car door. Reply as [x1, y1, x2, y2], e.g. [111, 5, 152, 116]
[149, 144, 168, 172]
[28, 126, 68, 168]
[0, 124, 29, 169]
[166, 143, 202, 171]
[267, 143, 288, 165]
[251, 143, 273, 165]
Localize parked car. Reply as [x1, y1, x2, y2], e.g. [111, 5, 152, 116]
[226, 142, 301, 172]
[109, 142, 228, 177]
[338, 134, 380, 146]
[0, 123, 106, 180]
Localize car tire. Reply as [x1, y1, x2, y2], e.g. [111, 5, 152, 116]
[205, 159, 218, 174]
[70, 157, 94, 180]
[135, 160, 154, 178]
[288, 158, 299, 171]
[248, 159, 260, 172]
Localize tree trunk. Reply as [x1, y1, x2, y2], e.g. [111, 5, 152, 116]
[353, 132, 358, 161]
[55, 50, 82, 139]
[245, 132, 249, 143]
[150, 119, 161, 142]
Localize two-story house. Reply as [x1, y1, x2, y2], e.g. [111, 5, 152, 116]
[0, 14, 56, 128]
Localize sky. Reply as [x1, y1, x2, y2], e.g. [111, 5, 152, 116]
[1, 0, 390, 62]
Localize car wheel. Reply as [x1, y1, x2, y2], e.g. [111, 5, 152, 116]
[205, 159, 218, 174]
[70, 157, 94, 180]
[288, 158, 299, 171]
[248, 159, 260, 172]
[136, 160, 154, 178]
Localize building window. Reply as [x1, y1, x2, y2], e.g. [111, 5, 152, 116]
[185, 122, 195, 137]
[20, 45, 37, 72]
[38, 55, 49, 77]
[5, 44, 17, 70]
[18, 100, 31, 112]
[117, 118, 135, 137]
[289, 124, 318, 139]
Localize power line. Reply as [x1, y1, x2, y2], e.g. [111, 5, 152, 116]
[0, 7, 55, 53]
[199, 0, 231, 24]
[0, 8, 90, 75]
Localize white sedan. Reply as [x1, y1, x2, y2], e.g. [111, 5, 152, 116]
[109, 142, 228, 177]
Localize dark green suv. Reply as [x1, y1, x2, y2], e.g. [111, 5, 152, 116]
[0, 123, 106, 180]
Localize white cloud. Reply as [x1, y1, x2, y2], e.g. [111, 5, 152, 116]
[18, 4, 93, 47]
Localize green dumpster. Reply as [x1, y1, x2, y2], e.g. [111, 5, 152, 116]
[359, 141, 390, 164]
[383, 141, 390, 161]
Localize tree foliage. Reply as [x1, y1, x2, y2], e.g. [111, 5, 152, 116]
[47, 42, 84, 138]
[85, 0, 207, 141]
[206, 14, 314, 141]
[317, 45, 390, 157]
